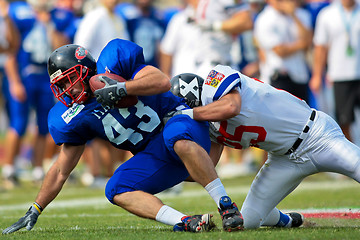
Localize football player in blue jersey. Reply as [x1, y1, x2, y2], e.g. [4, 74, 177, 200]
[2, 39, 243, 234]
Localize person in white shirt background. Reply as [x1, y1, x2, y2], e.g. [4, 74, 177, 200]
[160, 0, 200, 78]
[310, 0, 360, 143]
[74, 0, 129, 60]
[254, 0, 313, 103]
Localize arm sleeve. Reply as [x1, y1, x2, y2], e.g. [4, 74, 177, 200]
[313, 8, 329, 46]
[160, 13, 180, 55]
[48, 106, 93, 146]
[202, 65, 241, 105]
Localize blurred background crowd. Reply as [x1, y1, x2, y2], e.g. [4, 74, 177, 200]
[0, 0, 359, 191]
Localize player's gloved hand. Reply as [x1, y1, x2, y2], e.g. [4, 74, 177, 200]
[163, 109, 194, 125]
[94, 75, 127, 108]
[196, 20, 222, 32]
[2, 203, 42, 234]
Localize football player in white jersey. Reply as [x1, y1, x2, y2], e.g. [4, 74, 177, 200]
[168, 64, 360, 229]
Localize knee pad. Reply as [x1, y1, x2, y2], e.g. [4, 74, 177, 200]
[242, 207, 262, 229]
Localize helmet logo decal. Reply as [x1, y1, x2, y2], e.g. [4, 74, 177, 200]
[75, 47, 88, 60]
[179, 77, 199, 99]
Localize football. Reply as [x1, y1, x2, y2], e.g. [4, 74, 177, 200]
[89, 72, 138, 108]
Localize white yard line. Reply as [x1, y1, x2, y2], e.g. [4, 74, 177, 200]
[0, 179, 358, 212]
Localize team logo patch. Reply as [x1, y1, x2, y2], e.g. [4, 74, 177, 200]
[75, 47, 87, 60]
[205, 70, 225, 88]
[62, 103, 85, 124]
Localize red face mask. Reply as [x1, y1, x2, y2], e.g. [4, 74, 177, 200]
[50, 64, 91, 107]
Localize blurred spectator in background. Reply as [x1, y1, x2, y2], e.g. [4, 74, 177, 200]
[234, 0, 265, 78]
[303, 0, 330, 30]
[193, 0, 253, 77]
[74, 0, 129, 60]
[254, 0, 313, 103]
[159, 0, 199, 77]
[0, 0, 19, 144]
[50, 0, 83, 43]
[2, 0, 70, 189]
[42, 0, 86, 168]
[74, 0, 130, 188]
[310, 0, 360, 142]
[116, 0, 166, 67]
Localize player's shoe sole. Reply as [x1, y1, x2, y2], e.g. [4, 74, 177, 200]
[173, 214, 215, 232]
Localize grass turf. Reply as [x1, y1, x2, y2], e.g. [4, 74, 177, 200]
[1, 173, 360, 239]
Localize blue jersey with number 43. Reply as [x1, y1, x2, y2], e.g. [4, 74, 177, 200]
[48, 39, 186, 153]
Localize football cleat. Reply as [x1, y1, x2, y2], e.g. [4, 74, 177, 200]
[173, 214, 215, 232]
[218, 196, 244, 232]
[286, 212, 304, 228]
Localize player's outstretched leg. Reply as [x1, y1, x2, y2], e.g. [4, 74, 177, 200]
[218, 196, 244, 231]
[173, 214, 215, 232]
[286, 212, 304, 227]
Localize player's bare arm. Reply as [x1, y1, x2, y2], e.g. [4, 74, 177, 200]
[35, 144, 85, 209]
[221, 10, 253, 35]
[193, 89, 241, 122]
[125, 65, 170, 96]
[2, 143, 85, 234]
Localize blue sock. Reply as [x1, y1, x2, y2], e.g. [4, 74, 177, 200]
[275, 211, 291, 227]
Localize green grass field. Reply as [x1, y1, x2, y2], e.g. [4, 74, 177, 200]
[1, 173, 360, 239]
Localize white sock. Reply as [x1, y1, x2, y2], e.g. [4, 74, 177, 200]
[2, 164, 15, 178]
[155, 205, 186, 226]
[205, 178, 228, 208]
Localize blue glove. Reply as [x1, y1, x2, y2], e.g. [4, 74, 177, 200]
[2, 203, 42, 234]
[94, 75, 127, 108]
[163, 109, 194, 125]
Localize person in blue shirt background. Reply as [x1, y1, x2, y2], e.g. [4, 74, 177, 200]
[2, 0, 71, 188]
[116, 0, 166, 67]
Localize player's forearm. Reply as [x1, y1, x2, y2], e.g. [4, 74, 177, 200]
[127, 65, 171, 95]
[4, 55, 21, 84]
[35, 162, 69, 209]
[273, 39, 308, 58]
[221, 10, 253, 35]
[159, 51, 173, 78]
[4, 15, 20, 53]
[193, 91, 241, 121]
[35, 144, 84, 210]
[312, 45, 327, 78]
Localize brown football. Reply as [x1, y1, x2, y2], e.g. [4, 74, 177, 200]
[89, 72, 138, 108]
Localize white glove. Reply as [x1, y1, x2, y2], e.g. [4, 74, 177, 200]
[197, 20, 222, 32]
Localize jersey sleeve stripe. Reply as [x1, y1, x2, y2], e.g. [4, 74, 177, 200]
[213, 73, 241, 101]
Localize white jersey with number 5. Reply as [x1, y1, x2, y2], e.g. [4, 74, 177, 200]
[201, 65, 360, 229]
[202, 65, 313, 155]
